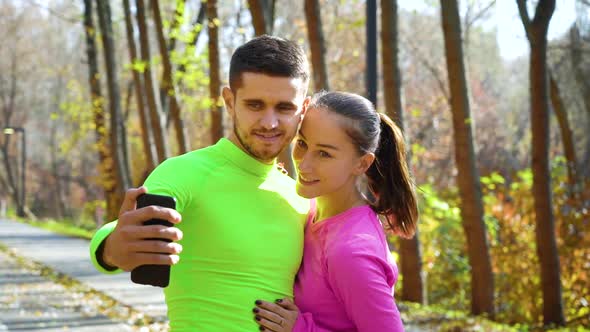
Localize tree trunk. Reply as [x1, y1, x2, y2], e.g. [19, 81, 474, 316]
[569, 25, 590, 176]
[382, 0, 424, 304]
[176, 4, 206, 89]
[168, 0, 186, 53]
[569, 25, 590, 119]
[50, 124, 66, 219]
[207, 0, 223, 143]
[1, 139, 21, 216]
[440, 0, 494, 316]
[83, 0, 120, 221]
[136, 0, 169, 163]
[549, 72, 578, 188]
[247, 0, 274, 35]
[122, 0, 156, 174]
[96, 0, 132, 194]
[151, 0, 189, 155]
[516, 0, 565, 325]
[304, 0, 330, 91]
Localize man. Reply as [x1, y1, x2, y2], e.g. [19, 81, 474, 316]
[89, 35, 311, 331]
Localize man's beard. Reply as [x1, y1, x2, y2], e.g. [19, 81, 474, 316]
[233, 121, 285, 162]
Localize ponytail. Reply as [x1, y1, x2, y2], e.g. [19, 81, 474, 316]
[366, 113, 418, 238]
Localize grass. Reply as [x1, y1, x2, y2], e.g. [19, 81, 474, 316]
[7, 210, 97, 240]
[19, 219, 95, 239]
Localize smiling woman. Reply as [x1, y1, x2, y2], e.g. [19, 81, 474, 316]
[253, 91, 418, 332]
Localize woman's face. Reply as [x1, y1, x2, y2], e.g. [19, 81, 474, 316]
[292, 107, 372, 199]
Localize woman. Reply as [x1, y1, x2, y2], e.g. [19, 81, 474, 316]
[252, 91, 418, 331]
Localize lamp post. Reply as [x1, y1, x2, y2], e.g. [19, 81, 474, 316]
[3, 127, 26, 217]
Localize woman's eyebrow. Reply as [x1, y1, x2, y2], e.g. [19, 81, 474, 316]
[298, 131, 339, 150]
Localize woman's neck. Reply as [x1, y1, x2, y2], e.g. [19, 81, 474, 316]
[315, 187, 366, 223]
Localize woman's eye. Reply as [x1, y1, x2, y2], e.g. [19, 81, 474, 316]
[296, 139, 307, 148]
[319, 151, 331, 158]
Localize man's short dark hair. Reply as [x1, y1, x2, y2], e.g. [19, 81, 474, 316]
[229, 35, 309, 90]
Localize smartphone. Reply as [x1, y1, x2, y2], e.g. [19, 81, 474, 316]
[130, 193, 177, 288]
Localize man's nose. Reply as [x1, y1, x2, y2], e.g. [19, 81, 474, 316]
[260, 109, 279, 130]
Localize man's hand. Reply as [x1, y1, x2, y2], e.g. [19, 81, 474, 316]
[102, 187, 184, 271]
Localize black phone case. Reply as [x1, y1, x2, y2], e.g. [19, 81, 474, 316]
[130, 193, 176, 288]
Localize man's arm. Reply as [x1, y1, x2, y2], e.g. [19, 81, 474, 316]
[89, 187, 184, 273]
[89, 220, 120, 273]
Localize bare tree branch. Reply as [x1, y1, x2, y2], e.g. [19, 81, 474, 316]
[22, 0, 79, 23]
[516, 0, 532, 40]
[465, 0, 497, 30]
[403, 36, 450, 102]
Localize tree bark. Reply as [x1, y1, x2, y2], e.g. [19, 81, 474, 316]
[168, 0, 186, 53]
[96, 0, 132, 193]
[0, 52, 22, 215]
[1, 139, 20, 216]
[382, 0, 424, 304]
[569, 25, 590, 176]
[549, 72, 578, 188]
[136, 0, 169, 163]
[122, 0, 156, 174]
[50, 123, 67, 219]
[440, 0, 495, 316]
[176, 4, 206, 89]
[83, 0, 120, 221]
[569, 25, 590, 119]
[304, 0, 330, 91]
[151, 0, 189, 155]
[516, 0, 565, 326]
[247, 0, 274, 35]
[207, 0, 223, 143]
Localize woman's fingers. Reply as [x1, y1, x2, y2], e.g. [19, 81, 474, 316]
[276, 297, 297, 310]
[255, 313, 283, 331]
[254, 300, 289, 331]
[254, 302, 284, 323]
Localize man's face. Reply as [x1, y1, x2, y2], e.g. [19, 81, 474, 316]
[223, 72, 308, 164]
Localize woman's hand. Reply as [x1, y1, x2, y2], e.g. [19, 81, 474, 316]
[253, 298, 299, 331]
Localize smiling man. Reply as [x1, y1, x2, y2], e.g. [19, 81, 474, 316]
[89, 35, 311, 331]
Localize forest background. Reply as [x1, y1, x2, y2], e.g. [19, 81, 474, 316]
[0, 0, 589, 330]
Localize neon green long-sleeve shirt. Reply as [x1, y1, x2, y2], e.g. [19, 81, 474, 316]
[89, 138, 309, 331]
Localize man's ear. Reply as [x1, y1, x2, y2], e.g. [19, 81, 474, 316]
[354, 153, 376, 176]
[298, 96, 312, 123]
[222, 87, 235, 117]
[301, 96, 311, 115]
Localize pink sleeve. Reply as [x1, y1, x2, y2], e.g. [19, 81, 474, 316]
[325, 248, 404, 332]
[293, 313, 332, 332]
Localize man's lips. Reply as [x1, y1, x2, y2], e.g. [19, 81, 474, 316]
[253, 132, 283, 142]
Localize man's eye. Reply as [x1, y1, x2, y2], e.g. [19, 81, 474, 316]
[278, 106, 296, 112]
[247, 103, 262, 110]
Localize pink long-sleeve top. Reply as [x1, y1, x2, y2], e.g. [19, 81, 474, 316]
[293, 204, 404, 332]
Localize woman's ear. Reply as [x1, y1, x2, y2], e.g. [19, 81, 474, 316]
[354, 153, 375, 176]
